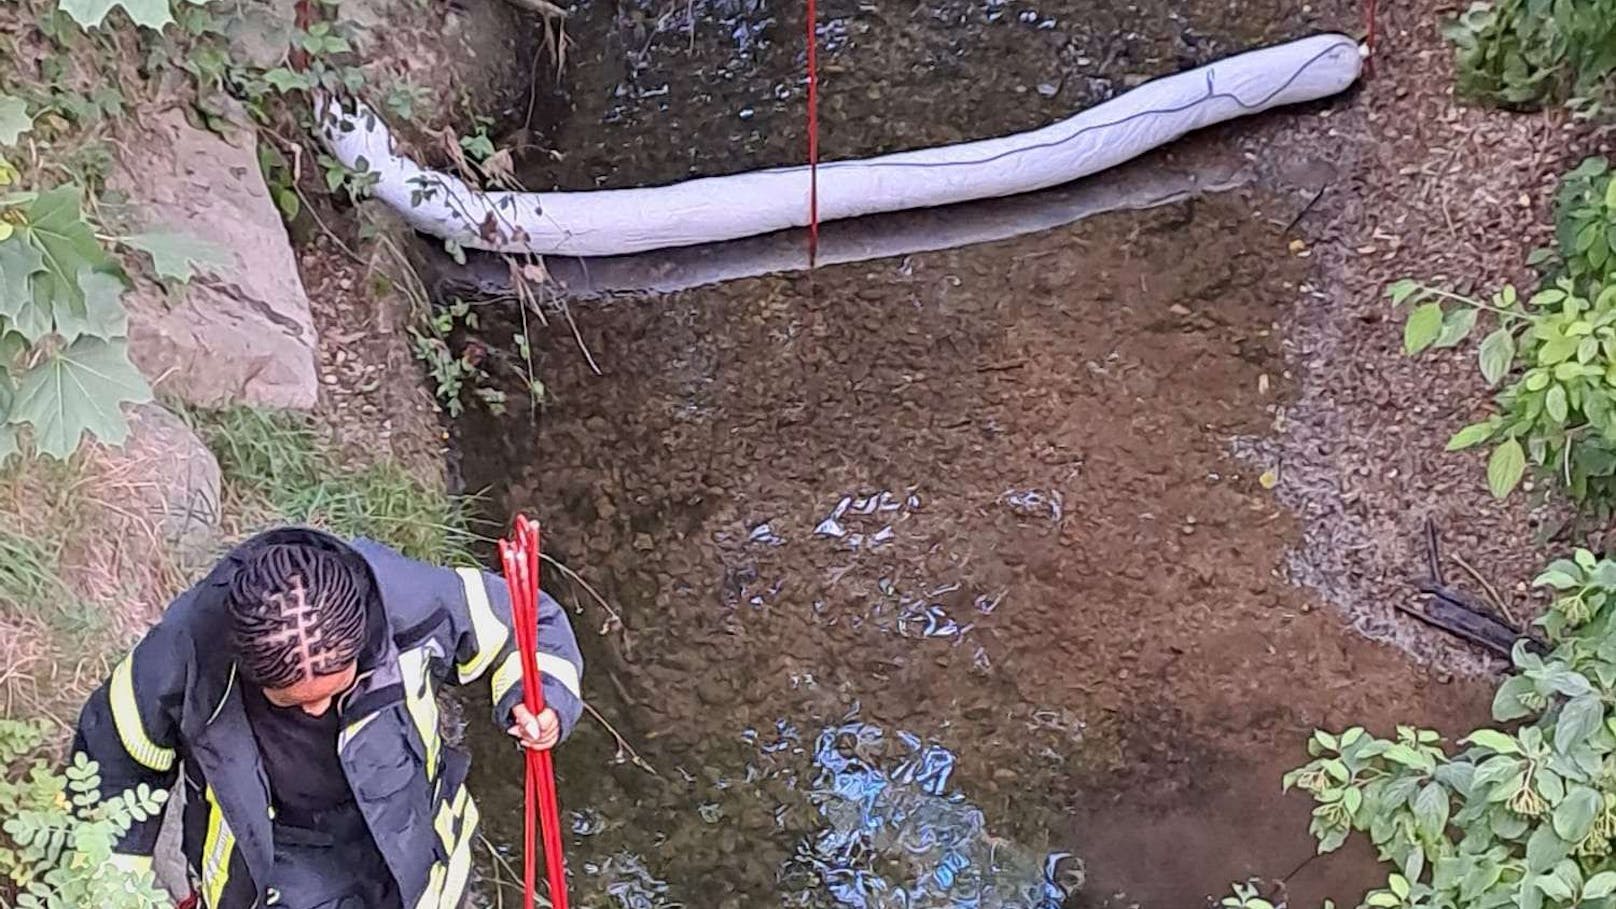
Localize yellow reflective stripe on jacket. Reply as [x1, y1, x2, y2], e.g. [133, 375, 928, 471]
[491, 650, 522, 707]
[492, 650, 582, 710]
[536, 652, 582, 700]
[338, 712, 381, 752]
[110, 656, 176, 772]
[415, 786, 479, 909]
[439, 796, 479, 909]
[453, 568, 509, 684]
[200, 786, 236, 908]
[397, 647, 443, 780]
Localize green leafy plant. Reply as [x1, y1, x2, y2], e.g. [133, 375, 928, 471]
[1391, 156, 1616, 509]
[1547, 158, 1616, 289]
[0, 718, 169, 909]
[382, 81, 430, 121]
[1286, 548, 1616, 909]
[0, 182, 153, 463]
[1448, 0, 1616, 117]
[317, 152, 378, 201]
[1390, 276, 1616, 504]
[409, 298, 500, 418]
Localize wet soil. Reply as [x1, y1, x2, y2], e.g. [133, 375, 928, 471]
[443, 0, 1518, 905]
[457, 191, 1487, 908]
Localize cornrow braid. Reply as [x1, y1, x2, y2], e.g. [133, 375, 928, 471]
[227, 541, 370, 689]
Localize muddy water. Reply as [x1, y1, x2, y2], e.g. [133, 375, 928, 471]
[456, 192, 1487, 908]
[450, 0, 1491, 906]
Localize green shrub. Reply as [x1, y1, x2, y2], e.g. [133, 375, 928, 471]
[1391, 157, 1616, 510]
[0, 719, 168, 909]
[1448, 0, 1616, 117]
[1549, 158, 1616, 290]
[1286, 549, 1616, 909]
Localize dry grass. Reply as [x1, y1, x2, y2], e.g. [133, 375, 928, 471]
[0, 441, 195, 736]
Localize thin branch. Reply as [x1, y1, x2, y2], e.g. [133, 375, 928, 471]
[1450, 551, 1518, 625]
[541, 553, 627, 635]
[584, 700, 659, 777]
[499, 0, 570, 18]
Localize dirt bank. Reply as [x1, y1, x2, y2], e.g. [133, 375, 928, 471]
[1252, 0, 1600, 670]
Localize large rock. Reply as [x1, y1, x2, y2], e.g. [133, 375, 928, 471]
[113, 109, 319, 410]
[112, 404, 222, 563]
[61, 403, 221, 609]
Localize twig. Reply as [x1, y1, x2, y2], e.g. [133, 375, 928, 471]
[499, 0, 570, 18]
[559, 300, 602, 375]
[523, 28, 545, 135]
[1281, 187, 1326, 235]
[540, 553, 626, 634]
[1451, 551, 1518, 625]
[584, 700, 659, 777]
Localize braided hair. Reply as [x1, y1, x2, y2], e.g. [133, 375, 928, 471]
[227, 541, 370, 689]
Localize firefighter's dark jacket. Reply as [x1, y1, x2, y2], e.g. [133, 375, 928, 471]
[71, 528, 585, 908]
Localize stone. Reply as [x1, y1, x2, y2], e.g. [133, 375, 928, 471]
[113, 108, 319, 409]
[103, 404, 222, 563]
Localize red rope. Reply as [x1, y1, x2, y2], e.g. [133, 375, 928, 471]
[805, 0, 820, 266]
[499, 517, 568, 909]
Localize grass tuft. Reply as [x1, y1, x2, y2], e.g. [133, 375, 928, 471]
[190, 406, 484, 565]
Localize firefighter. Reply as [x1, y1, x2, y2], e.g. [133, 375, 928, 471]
[71, 526, 585, 908]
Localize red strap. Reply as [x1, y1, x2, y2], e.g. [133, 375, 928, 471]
[805, 0, 820, 266]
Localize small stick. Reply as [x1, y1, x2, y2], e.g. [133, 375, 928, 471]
[584, 701, 659, 777]
[498, 0, 570, 18]
[1450, 551, 1518, 626]
[541, 553, 628, 637]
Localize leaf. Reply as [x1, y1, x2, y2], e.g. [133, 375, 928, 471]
[24, 187, 109, 317]
[1553, 785, 1601, 842]
[1385, 743, 1438, 772]
[1435, 307, 1480, 348]
[1528, 824, 1571, 873]
[56, 0, 175, 29]
[0, 236, 45, 330]
[1548, 384, 1569, 422]
[1556, 693, 1603, 753]
[1488, 438, 1527, 499]
[52, 270, 126, 344]
[1466, 729, 1521, 753]
[6, 336, 150, 459]
[1405, 303, 1446, 354]
[1535, 568, 1582, 590]
[1585, 872, 1616, 900]
[263, 68, 316, 94]
[121, 231, 232, 283]
[1415, 782, 1450, 842]
[1449, 421, 1496, 451]
[0, 95, 31, 147]
[1538, 873, 1576, 902]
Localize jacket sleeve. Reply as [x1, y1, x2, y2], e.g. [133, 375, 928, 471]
[447, 565, 585, 740]
[70, 620, 186, 863]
